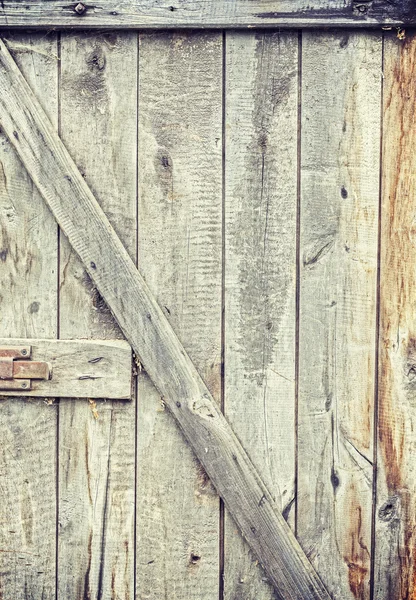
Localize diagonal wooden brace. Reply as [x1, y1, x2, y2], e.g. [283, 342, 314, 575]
[0, 38, 330, 600]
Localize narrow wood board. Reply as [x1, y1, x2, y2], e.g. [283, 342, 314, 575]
[57, 32, 137, 599]
[298, 31, 381, 600]
[0, 338, 132, 398]
[374, 31, 416, 600]
[0, 33, 58, 600]
[136, 32, 222, 599]
[224, 31, 298, 600]
[0, 36, 330, 600]
[0, 0, 413, 29]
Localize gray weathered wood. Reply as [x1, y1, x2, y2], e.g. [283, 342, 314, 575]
[0, 33, 58, 600]
[57, 32, 137, 599]
[0, 338, 132, 398]
[0, 0, 413, 29]
[374, 31, 416, 600]
[298, 31, 381, 600]
[136, 32, 222, 599]
[0, 35, 330, 600]
[224, 31, 298, 600]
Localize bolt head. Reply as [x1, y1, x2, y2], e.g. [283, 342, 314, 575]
[74, 2, 86, 15]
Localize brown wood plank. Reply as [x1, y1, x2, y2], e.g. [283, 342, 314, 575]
[0, 0, 413, 28]
[298, 31, 381, 600]
[374, 31, 416, 600]
[0, 35, 331, 600]
[136, 31, 222, 599]
[224, 30, 298, 600]
[0, 33, 58, 600]
[57, 32, 137, 599]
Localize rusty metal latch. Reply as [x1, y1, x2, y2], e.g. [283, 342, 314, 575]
[0, 346, 51, 391]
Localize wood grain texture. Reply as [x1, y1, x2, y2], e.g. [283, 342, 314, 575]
[374, 31, 416, 600]
[0, 0, 413, 29]
[224, 31, 298, 600]
[0, 338, 132, 398]
[298, 31, 381, 600]
[0, 34, 58, 600]
[57, 32, 137, 599]
[0, 35, 331, 600]
[136, 31, 222, 599]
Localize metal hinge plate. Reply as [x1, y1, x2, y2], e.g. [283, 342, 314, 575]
[0, 346, 51, 391]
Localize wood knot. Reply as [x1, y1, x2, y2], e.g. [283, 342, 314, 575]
[330, 467, 340, 492]
[339, 35, 349, 49]
[161, 155, 172, 169]
[378, 497, 399, 522]
[87, 49, 106, 71]
[258, 133, 268, 151]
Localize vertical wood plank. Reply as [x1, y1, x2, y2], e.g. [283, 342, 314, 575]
[0, 34, 58, 600]
[298, 31, 381, 600]
[224, 31, 298, 600]
[374, 32, 416, 600]
[136, 31, 222, 600]
[57, 32, 137, 599]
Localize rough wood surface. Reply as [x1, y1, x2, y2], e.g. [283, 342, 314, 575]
[57, 32, 137, 600]
[224, 31, 298, 600]
[298, 31, 381, 600]
[0, 0, 413, 29]
[0, 35, 331, 600]
[0, 33, 58, 600]
[0, 338, 132, 398]
[374, 31, 416, 600]
[136, 32, 222, 599]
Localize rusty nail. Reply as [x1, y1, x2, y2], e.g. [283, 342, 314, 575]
[74, 3, 87, 15]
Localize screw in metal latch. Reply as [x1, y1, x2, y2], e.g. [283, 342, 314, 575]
[20, 382, 28, 389]
[74, 3, 87, 15]
[21, 348, 28, 356]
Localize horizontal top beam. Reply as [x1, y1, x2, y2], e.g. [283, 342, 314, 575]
[0, 0, 413, 29]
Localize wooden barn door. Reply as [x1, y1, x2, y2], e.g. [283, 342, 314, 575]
[0, 17, 415, 600]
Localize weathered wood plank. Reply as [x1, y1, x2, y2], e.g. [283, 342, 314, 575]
[0, 36, 331, 600]
[0, 338, 132, 398]
[374, 31, 416, 600]
[136, 31, 222, 599]
[298, 31, 381, 600]
[224, 31, 298, 600]
[0, 0, 413, 29]
[57, 32, 137, 599]
[0, 33, 58, 600]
